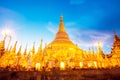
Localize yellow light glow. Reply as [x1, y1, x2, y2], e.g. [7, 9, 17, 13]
[60, 62, 65, 70]
[93, 61, 97, 68]
[79, 62, 83, 68]
[98, 42, 103, 47]
[94, 41, 103, 47]
[88, 62, 92, 68]
[35, 63, 41, 71]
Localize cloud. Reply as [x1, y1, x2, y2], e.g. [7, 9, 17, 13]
[46, 21, 113, 53]
[65, 22, 77, 27]
[46, 22, 58, 34]
[69, 29, 113, 53]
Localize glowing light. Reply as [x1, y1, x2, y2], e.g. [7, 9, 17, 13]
[93, 61, 97, 68]
[79, 62, 83, 68]
[94, 41, 103, 47]
[35, 63, 41, 71]
[60, 62, 65, 70]
[1, 28, 12, 37]
[69, 48, 73, 50]
[98, 42, 103, 48]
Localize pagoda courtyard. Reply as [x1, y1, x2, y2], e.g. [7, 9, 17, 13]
[0, 16, 120, 80]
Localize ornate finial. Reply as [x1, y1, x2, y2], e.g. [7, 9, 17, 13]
[60, 16, 63, 21]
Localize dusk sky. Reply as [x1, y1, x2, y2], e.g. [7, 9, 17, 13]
[0, 0, 120, 54]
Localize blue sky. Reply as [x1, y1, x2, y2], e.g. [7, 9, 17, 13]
[0, 0, 120, 54]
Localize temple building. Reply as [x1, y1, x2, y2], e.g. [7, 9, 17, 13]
[0, 16, 120, 70]
[111, 32, 120, 57]
[107, 32, 120, 67]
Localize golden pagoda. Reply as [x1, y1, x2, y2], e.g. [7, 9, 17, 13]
[44, 16, 83, 67]
[1, 16, 120, 70]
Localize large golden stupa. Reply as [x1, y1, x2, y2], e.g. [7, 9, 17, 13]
[44, 16, 83, 61]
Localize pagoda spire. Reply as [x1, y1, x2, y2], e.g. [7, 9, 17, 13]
[31, 42, 35, 54]
[114, 31, 119, 42]
[40, 39, 43, 52]
[54, 16, 69, 40]
[12, 41, 17, 53]
[37, 39, 43, 54]
[17, 45, 22, 56]
[23, 44, 27, 55]
[58, 16, 65, 32]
